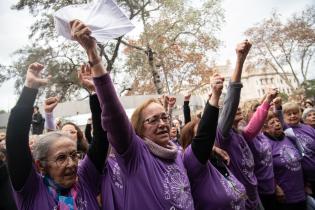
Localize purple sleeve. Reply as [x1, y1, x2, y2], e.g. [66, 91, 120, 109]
[77, 156, 100, 194]
[93, 74, 134, 154]
[44, 112, 55, 131]
[243, 101, 270, 141]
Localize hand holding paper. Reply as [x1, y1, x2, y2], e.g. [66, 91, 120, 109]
[54, 0, 135, 42]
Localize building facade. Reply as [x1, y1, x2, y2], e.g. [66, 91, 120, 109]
[215, 64, 299, 101]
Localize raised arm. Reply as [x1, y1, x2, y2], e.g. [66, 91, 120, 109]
[183, 93, 191, 124]
[191, 74, 223, 164]
[78, 64, 109, 173]
[218, 40, 251, 138]
[84, 119, 93, 144]
[243, 88, 278, 141]
[166, 96, 176, 125]
[70, 20, 132, 154]
[6, 63, 49, 190]
[44, 96, 59, 131]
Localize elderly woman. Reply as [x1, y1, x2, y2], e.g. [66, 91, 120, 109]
[282, 102, 315, 201]
[6, 63, 108, 209]
[182, 72, 247, 210]
[262, 112, 306, 210]
[70, 20, 194, 209]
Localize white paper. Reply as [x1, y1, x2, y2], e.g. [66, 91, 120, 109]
[54, 0, 135, 42]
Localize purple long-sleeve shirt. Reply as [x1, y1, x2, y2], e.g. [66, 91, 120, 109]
[248, 133, 274, 195]
[94, 74, 194, 210]
[289, 123, 315, 182]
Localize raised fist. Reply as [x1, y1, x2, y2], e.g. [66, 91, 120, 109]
[210, 73, 224, 98]
[44, 96, 59, 113]
[236, 40, 252, 62]
[25, 62, 50, 89]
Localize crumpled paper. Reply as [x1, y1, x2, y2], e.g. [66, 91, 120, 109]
[54, 0, 135, 42]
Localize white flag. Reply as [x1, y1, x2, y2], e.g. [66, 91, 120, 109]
[54, 0, 135, 42]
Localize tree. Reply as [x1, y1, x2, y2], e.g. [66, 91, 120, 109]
[123, 0, 224, 95]
[244, 5, 315, 91]
[5, 0, 156, 100]
[2, 0, 224, 100]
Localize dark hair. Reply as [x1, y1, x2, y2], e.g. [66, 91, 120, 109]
[62, 122, 89, 153]
[180, 118, 200, 150]
[34, 106, 39, 110]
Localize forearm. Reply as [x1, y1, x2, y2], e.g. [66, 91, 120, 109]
[243, 101, 270, 140]
[84, 124, 93, 144]
[168, 106, 174, 125]
[191, 102, 219, 164]
[93, 74, 133, 154]
[87, 94, 108, 173]
[218, 82, 242, 137]
[183, 101, 191, 124]
[230, 58, 245, 82]
[45, 112, 56, 131]
[6, 87, 37, 190]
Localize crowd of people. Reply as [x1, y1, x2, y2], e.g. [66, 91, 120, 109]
[0, 19, 315, 210]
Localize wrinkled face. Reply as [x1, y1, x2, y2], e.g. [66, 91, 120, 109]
[142, 102, 170, 147]
[234, 108, 243, 124]
[265, 117, 283, 137]
[304, 111, 315, 127]
[284, 109, 300, 126]
[44, 138, 78, 188]
[61, 124, 78, 142]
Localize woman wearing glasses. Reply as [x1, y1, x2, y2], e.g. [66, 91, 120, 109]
[70, 20, 194, 209]
[6, 62, 108, 209]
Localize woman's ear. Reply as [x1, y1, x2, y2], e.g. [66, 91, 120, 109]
[35, 160, 46, 174]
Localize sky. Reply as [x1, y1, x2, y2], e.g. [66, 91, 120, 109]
[0, 0, 313, 111]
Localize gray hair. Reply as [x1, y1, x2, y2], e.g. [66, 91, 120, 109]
[302, 107, 315, 121]
[32, 131, 74, 161]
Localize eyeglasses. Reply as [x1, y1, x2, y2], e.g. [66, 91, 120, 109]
[45, 151, 83, 167]
[143, 113, 171, 125]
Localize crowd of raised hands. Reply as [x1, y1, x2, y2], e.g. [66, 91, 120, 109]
[1, 19, 315, 210]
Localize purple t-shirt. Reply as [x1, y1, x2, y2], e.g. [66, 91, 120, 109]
[290, 123, 315, 181]
[102, 154, 125, 210]
[268, 136, 305, 203]
[184, 146, 246, 210]
[216, 129, 259, 210]
[103, 134, 194, 210]
[13, 156, 101, 210]
[248, 133, 275, 195]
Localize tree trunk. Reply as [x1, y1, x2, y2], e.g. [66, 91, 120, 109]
[147, 48, 163, 94]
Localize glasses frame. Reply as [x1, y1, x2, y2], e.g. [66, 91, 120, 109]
[143, 112, 171, 125]
[44, 151, 83, 167]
